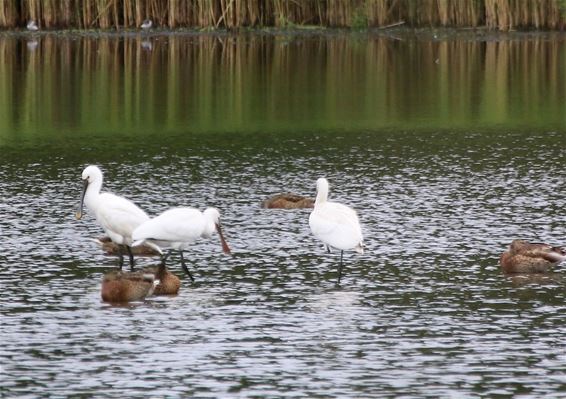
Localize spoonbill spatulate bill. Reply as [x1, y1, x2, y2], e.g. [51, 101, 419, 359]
[76, 165, 150, 269]
[309, 177, 364, 282]
[132, 207, 231, 282]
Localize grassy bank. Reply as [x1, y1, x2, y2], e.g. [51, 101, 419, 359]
[1, 0, 565, 31]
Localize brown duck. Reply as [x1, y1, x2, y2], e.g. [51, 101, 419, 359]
[143, 263, 181, 295]
[261, 193, 314, 209]
[500, 240, 566, 273]
[101, 270, 157, 302]
[95, 236, 159, 257]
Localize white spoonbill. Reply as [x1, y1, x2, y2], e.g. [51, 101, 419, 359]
[131, 207, 231, 281]
[76, 165, 150, 269]
[309, 177, 364, 282]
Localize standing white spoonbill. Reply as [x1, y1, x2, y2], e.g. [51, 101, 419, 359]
[309, 177, 364, 282]
[131, 207, 231, 281]
[76, 165, 150, 269]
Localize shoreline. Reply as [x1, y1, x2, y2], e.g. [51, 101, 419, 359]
[1, 26, 565, 41]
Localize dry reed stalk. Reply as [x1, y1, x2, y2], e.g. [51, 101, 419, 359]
[437, 0, 449, 25]
[135, 0, 142, 26]
[168, 0, 178, 27]
[0, 0, 564, 30]
[370, 0, 387, 26]
[217, 0, 233, 28]
[123, 0, 132, 27]
[0, 0, 17, 28]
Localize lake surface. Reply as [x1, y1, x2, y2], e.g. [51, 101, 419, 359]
[1, 30, 565, 398]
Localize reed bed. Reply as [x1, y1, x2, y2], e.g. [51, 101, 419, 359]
[0, 0, 564, 30]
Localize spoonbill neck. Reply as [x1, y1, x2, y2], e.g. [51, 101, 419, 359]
[315, 178, 329, 206]
[84, 177, 103, 211]
[202, 208, 220, 237]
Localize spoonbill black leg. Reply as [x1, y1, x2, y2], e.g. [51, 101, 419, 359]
[337, 250, 344, 283]
[117, 246, 125, 270]
[126, 246, 135, 270]
[160, 252, 170, 265]
[180, 251, 195, 282]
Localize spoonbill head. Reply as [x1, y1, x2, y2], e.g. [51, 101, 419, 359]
[202, 207, 231, 251]
[132, 207, 231, 281]
[309, 177, 364, 282]
[500, 239, 566, 273]
[76, 165, 150, 269]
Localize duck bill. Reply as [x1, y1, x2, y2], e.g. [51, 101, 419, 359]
[76, 179, 88, 220]
[216, 223, 231, 254]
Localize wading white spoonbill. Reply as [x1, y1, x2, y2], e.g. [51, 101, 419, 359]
[132, 207, 231, 282]
[309, 177, 364, 282]
[76, 165, 150, 269]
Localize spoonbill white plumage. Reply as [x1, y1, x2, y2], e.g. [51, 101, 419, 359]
[131, 207, 231, 281]
[76, 165, 150, 269]
[309, 177, 364, 282]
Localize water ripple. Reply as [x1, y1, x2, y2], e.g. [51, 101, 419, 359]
[1, 130, 565, 397]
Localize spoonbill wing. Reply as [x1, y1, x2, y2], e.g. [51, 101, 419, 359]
[96, 193, 149, 241]
[133, 208, 206, 243]
[310, 202, 360, 232]
[309, 202, 363, 250]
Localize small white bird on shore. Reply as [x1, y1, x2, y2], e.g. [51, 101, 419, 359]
[141, 19, 153, 30]
[27, 20, 39, 31]
[309, 177, 364, 282]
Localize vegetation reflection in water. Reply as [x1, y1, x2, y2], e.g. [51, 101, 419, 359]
[0, 32, 564, 144]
